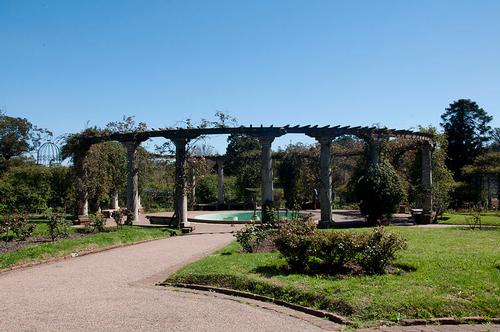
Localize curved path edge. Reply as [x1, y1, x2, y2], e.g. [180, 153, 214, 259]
[0, 224, 340, 331]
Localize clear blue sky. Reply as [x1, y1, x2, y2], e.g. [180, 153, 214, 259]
[1, 0, 499, 153]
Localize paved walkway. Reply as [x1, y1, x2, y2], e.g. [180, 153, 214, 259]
[135, 209, 462, 228]
[0, 223, 338, 331]
[1, 222, 497, 331]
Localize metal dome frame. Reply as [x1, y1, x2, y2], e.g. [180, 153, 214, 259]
[37, 141, 62, 166]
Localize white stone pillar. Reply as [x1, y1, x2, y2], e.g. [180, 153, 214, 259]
[111, 190, 119, 210]
[81, 198, 89, 216]
[125, 141, 139, 223]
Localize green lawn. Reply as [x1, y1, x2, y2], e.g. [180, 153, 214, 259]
[438, 212, 500, 226]
[0, 226, 179, 270]
[167, 227, 500, 326]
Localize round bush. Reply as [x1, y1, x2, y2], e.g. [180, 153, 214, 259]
[354, 161, 405, 225]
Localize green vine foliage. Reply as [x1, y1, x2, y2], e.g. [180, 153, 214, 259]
[354, 160, 405, 225]
[277, 144, 320, 209]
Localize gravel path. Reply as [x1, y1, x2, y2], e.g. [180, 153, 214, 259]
[0, 224, 337, 331]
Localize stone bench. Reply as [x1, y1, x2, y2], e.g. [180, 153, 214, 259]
[146, 215, 179, 228]
[146, 216, 195, 233]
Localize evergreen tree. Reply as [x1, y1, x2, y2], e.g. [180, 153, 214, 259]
[440, 99, 492, 179]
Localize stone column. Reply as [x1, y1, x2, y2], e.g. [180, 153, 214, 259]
[259, 136, 274, 221]
[111, 190, 119, 210]
[74, 150, 89, 218]
[368, 138, 381, 166]
[81, 198, 89, 216]
[318, 137, 333, 228]
[190, 173, 196, 209]
[125, 141, 139, 223]
[421, 142, 433, 223]
[173, 138, 189, 228]
[216, 158, 225, 206]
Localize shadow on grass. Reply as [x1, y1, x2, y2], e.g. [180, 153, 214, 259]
[254, 261, 417, 279]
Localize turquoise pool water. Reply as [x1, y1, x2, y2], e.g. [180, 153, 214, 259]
[193, 211, 303, 222]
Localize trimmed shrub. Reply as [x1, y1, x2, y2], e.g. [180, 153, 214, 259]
[46, 211, 71, 241]
[112, 209, 125, 228]
[354, 160, 405, 225]
[196, 175, 217, 204]
[235, 223, 277, 253]
[9, 213, 35, 241]
[273, 217, 316, 272]
[355, 227, 407, 274]
[274, 226, 407, 275]
[88, 212, 107, 233]
[124, 209, 134, 226]
[314, 231, 357, 271]
[0, 215, 12, 240]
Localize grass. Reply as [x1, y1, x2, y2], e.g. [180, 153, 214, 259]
[438, 212, 500, 226]
[166, 227, 500, 326]
[0, 226, 179, 270]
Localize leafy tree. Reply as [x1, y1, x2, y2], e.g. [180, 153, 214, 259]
[195, 174, 218, 204]
[139, 157, 175, 211]
[224, 134, 261, 176]
[61, 117, 145, 214]
[0, 110, 51, 172]
[354, 160, 405, 225]
[490, 128, 500, 152]
[277, 143, 319, 209]
[463, 151, 500, 207]
[105, 115, 147, 133]
[225, 134, 261, 200]
[235, 156, 261, 202]
[84, 142, 127, 211]
[426, 133, 456, 220]
[0, 163, 52, 212]
[440, 99, 492, 179]
[48, 165, 75, 211]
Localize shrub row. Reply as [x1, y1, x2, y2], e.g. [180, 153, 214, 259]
[236, 218, 407, 275]
[0, 213, 35, 241]
[274, 218, 407, 274]
[235, 222, 278, 253]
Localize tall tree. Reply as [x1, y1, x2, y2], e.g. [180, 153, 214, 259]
[490, 128, 500, 152]
[463, 151, 500, 207]
[277, 143, 319, 209]
[0, 111, 51, 171]
[224, 134, 261, 201]
[224, 134, 260, 176]
[440, 99, 492, 178]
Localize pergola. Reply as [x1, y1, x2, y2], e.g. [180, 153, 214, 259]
[77, 125, 434, 227]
